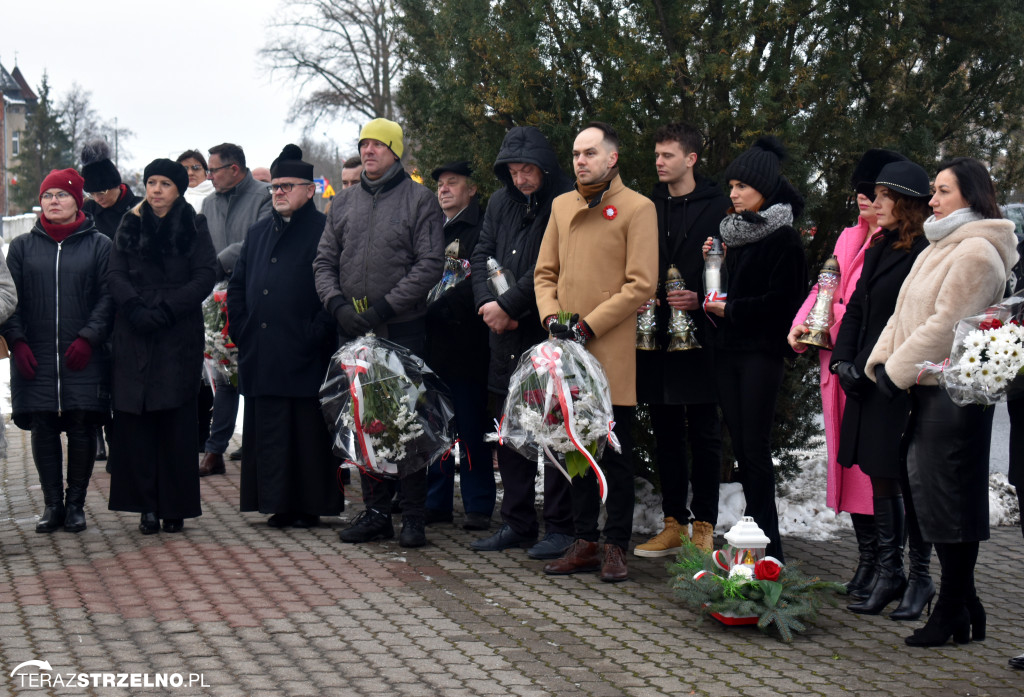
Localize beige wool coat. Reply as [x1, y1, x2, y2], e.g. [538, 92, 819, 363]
[534, 175, 658, 405]
[866, 218, 1018, 390]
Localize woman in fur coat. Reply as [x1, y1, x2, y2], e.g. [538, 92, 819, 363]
[106, 159, 217, 534]
[703, 136, 808, 563]
[867, 157, 1018, 647]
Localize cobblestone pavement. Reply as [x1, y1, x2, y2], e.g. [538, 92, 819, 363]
[1, 425, 1023, 697]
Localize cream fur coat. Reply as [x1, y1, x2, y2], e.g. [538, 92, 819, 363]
[866, 217, 1018, 389]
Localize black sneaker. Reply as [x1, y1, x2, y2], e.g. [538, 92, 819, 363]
[399, 517, 427, 548]
[338, 509, 394, 543]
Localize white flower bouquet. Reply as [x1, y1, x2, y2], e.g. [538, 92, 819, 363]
[918, 292, 1024, 405]
[319, 335, 454, 478]
[491, 335, 617, 502]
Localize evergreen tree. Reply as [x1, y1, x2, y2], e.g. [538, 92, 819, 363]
[11, 73, 72, 212]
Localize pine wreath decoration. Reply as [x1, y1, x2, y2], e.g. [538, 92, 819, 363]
[669, 541, 847, 642]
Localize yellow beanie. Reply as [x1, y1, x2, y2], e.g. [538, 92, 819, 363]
[358, 118, 404, 159]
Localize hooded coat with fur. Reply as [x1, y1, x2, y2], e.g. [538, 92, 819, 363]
[866, 218, 1018, 388]
[108, 198, 217, 413]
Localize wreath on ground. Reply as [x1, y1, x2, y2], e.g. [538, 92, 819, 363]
[669, 541, 847, 642]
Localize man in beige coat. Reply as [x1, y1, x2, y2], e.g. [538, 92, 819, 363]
[534, 122, 658, 582]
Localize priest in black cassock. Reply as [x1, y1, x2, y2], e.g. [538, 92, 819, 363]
[228, 144, 343, 528]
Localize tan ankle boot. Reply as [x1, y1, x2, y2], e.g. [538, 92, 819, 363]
[633, 516, 686, 558]
[691, 520, 715, 552]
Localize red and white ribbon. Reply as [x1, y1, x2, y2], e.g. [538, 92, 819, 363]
[530, 344, 608, 502]
[702, 290, 726, 328]
[341, 347, 397, 477]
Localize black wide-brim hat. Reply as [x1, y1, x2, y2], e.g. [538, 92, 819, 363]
[851, 148, 907, 198]
[874, 160, 931, 199]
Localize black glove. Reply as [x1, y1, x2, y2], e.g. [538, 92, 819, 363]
[333, 302, 371, 337]
[874, 365, 899, 400]
[834, 361, 867, 399]
[124, 298, 170, 335]
[548, 313, 594, 344]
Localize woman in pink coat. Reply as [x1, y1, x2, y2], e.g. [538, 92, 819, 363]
[787, 150, 906, 593]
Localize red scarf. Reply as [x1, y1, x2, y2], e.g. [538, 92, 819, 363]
[40, 211, 86, 243]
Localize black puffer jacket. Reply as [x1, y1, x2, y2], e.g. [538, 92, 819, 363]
[108, 198, 217, 413]
[1, 216, 114, 426]
[470, 126, 573, 394]
[82, 184, 142, 238]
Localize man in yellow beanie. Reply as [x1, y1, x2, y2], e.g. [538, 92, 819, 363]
[314, 117, 444, 548]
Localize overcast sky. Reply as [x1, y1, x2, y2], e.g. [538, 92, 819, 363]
[2, 0, 359, 174]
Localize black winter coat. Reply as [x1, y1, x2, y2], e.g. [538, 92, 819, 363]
[82, 185, 143, 238]
[227, 199, 336, 397]
[424, 197, 489, 382]
[833, 230, 927, 476]
[637, 177, 729, 405]
[710, 226, 807, 357]
[470, 126, 573, 394]
[108, 198, 217, 414]
[1, 216, 114, 426]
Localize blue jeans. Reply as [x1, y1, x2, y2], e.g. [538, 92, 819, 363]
[204, 381, 238, 454]
[426, 376, 496, 516]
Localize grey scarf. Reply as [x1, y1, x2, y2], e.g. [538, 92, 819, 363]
[361, 161, 405, 193]
[719, 203, 794, 248]
[923, 207, 983, 242]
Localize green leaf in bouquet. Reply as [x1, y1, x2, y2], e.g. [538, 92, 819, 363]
[564, 441, 598, 479]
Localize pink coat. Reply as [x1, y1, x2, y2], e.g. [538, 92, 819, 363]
[791, 217, 875, 515]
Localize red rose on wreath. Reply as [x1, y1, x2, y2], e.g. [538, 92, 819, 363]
[602, 205, 617, 220]
[754, 558, 781, 582]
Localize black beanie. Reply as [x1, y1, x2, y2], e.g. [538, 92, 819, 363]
[723, 135, 787, 200]
[143, 158, 189, 196]
[270, 144, 314, 180]
[81, 140, 121, 193]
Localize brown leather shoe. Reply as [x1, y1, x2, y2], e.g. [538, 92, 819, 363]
[543, 539, 600, 575]
[600, 544, 629, 583]
[199, 452, 226, 477]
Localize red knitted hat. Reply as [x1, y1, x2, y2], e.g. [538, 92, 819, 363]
[39, 168, 85, 209]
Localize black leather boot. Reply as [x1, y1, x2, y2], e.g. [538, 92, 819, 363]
[890, 521, 934, 620]
[31, 419, 65, 533]
[63, 418, 97, 533]
[846, 513, 877, 596]
[849, 496, 906, 614]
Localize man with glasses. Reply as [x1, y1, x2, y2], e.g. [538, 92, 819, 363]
[81, 140, 141, 239]
[227, 144, 342, 529]
[198, 143, 271, 477]
[314, 117, 443, 548]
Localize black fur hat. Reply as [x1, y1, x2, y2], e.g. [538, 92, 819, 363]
[143, 158, 189, 196]
[723, 135, 787, 200]
[850, 148, 907, 197]
[270, 144, 314, 181]
[81, 140, 121, 193]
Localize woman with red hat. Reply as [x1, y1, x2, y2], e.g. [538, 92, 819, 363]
[0, 168, 114, 533]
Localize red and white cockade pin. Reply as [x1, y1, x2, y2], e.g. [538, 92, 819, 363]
[602, 205, 617, 220]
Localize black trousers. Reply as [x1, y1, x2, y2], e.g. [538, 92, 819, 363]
[572, 405, 635, 550]
[30, 410, 97, 502]
[650, 402, 722, 524]
[497, 445, 573, 538]
[716, 350, 785, 561]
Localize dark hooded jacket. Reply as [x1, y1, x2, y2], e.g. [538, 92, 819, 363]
[637, 176, 729, 405]
[709, 177, 808, 357]
[108, 197, 217, 413]
[2, 216, 114, 427]
[82, 184, 143, 238]
[470, 127, 573, 395]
